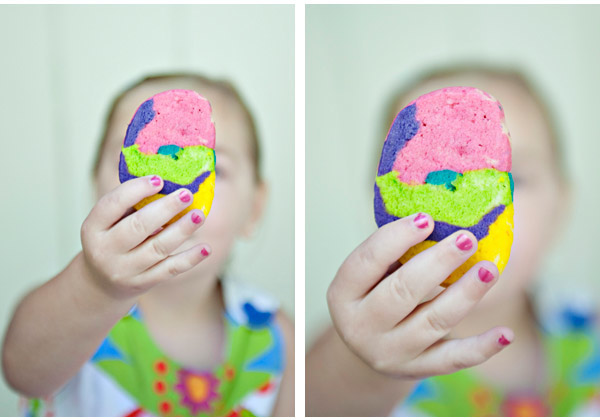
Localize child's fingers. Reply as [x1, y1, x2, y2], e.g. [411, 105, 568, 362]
[389, 261, 499, 351]
[87, 176, 164, 231]
[329, 213, 434, 303]
[109, 188, 193, 252]
[127, 210, 205, 272]
[406, 326, 514, 378]
[360, 230, 478, 331]
[134, 243, 211, 287]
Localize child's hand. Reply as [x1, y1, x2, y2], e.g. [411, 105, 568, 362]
[327, 213, 513, 380]
[80, 175, 210, 301]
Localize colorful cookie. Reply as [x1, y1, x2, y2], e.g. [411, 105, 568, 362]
[374, 87, 514, 287]
[119, 89, 216, 225]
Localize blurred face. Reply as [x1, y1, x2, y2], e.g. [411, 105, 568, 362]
[391, 76, 568, 303]
[488, 80, 566, 301]
[95, 82, 264, 280]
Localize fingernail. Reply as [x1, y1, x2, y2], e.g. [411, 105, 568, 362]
[201, 247, 209, 257]
[456, 234, 473, 251]
[179, 190, 191, 203]
[478, 267, 494, 283]
[150, 176, 161, 187]
[498, 335, 511, 346]
[191, 212, 203, 225]
[413, 213, 429, 229]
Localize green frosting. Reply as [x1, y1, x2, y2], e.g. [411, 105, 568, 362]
[123, 144, 215, 185]
[376, 169, 512, 226]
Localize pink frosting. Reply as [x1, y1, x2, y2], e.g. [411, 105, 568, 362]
[135, 90, 215, 154]
[392, 87, 511, 184]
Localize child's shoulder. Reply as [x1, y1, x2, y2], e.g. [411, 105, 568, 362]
[221, 278, 281, 328]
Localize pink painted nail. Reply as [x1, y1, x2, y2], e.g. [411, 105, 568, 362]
[201, 247, 209, 257]
[456, 234, 473, 251]
[413, 213, 429, 229]
[498, 335, 511, 346]
[179, 190, 191, 203]
[150, 176, 161, 187]
[478, 267, 494, 283]
[191, 212, 203, 225]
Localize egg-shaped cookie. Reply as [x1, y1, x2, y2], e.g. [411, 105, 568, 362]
[374, 87, 513, 287]
[119, 89, 216, 225]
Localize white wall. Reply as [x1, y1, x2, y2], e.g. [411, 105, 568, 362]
[0, 5, 293, 414]
[306, 5, 600, 346]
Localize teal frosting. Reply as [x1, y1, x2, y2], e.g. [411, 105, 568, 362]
[157, 144, 182, 160]
[425, 170, 463, 191]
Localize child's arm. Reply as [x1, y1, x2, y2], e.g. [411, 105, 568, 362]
[306, 213, 514, 416]
[2, 252, 138, 399]
[306, 325, 416, 416]
[1, 175, 209, 398]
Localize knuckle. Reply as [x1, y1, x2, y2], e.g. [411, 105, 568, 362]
[424, 309, 449, 335]
[371, 357, 392, 374]
[356, 244, 377, 268]
[102, 191, 121, 209]
[107, 271, 124, 285]
[365, 341, 394, 373]
[450, 355, 472, 372]
[167, 262, 182, 277]
[87, 248, 104, 266]
[151, 239, 169, 259]
[369, 350, 398, 376]
[389, 275, 416, 303]
[129, 213, 146, 236]
[340, 324, 361, 347]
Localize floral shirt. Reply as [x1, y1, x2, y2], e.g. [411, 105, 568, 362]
[21, 280, 286, 416]
[393, 304, 600, 416]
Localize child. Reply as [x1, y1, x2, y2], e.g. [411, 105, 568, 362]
[2, 73, 294, 416]
[306, 66, 600, 416]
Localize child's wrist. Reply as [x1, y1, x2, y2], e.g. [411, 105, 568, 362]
[332, 329, 417, 394]
[69, 252, 138, 316]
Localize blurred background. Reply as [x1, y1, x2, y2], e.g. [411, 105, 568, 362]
[0, 5, 293, 414]
[306, 5, 600, 347]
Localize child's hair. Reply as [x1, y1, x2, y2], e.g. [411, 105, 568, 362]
[93, 72, 262, 182]
[378, 64, 569, 186]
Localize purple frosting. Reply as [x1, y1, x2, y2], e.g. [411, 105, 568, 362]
[123, 99, 155, 147]
[377, 103, 420, 176]
[374, 183, 400, 226]
[427, 204, 505, 241]
[373, 183, 505, 241]
[118, 152, 211, 194]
